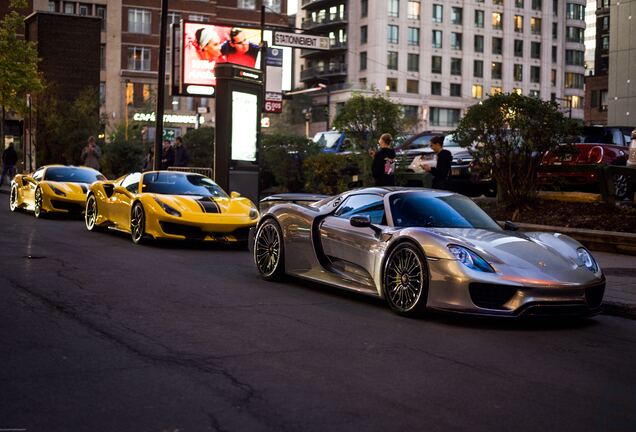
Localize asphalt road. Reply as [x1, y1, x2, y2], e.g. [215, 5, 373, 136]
[1, 192, 635, 432]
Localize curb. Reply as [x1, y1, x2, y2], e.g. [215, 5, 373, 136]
[602, 301, 636, 320]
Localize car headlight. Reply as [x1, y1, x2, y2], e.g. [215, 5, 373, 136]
[249, 208, 259, 220]
[153, 197, 181, 217]
[576, 247, 598, 272]
[50, 184, 66, 196]
[448, 244, 495, 273]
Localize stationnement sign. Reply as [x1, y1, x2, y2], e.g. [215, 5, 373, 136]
[273, 31, 330, 50]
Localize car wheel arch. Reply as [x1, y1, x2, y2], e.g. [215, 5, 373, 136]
[380, 238, 431, 287]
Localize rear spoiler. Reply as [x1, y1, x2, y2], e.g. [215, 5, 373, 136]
[259, 193, 330, 213]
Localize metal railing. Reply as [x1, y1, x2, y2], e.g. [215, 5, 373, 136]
[167, 166, 214, 179]
[300, 63, 347, 80]
[301, 13, 348, 29]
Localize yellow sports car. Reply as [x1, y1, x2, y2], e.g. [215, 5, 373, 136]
[85, 170, 259, 244]
[10, 165, 106, 218]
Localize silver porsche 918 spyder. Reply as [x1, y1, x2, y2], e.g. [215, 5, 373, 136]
[250, 188, 605, 318]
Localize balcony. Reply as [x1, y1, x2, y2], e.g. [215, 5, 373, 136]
[301, 0, 343, 8]
[300, 63, 347, 81]
[300, 41, 347, 57]
[301, 13, 348, 30]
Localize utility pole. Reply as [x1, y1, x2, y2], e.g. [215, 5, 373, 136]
[153, 0, 169, 170]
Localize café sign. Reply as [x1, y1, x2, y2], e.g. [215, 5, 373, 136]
[133, 112, 204, 125]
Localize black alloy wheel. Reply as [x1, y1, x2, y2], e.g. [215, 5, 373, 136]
[130, 202, 146, 244]
[34, 187, 43, 218]
[383, 242, 429, 316]
[254, 219, 285, 280]
[9, 184, 19, 212]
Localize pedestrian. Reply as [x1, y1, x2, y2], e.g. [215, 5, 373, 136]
[173, 136, 190, 167]
[371, 133, 396, 187]
[161, 140, 175, 170]
[0, 142, 18, 187]
[421, 135, 452, 190]
[80, 136, 102, 170]
[143, 146, 154, 171]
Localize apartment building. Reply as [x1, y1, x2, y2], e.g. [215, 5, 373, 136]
[298, 0, 586, 134]
[607, 0, 635, 126]
[25, 0, 287, 138]
[583, 0, 609, 125]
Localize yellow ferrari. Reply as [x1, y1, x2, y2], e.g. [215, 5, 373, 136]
[84, 170, 259, 244]
[10, 165, 106, 218]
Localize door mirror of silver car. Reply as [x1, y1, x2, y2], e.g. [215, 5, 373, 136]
[504, 220, 519, 231]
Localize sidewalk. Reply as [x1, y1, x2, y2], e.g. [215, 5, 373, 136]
[595, 251, 636, 319]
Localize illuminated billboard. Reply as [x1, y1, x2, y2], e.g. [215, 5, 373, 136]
[180, 22, 262, 96]
[231, 91, 258, 162]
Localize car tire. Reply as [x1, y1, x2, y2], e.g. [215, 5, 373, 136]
[9, 184, 19, 212]
[85, 194, 102, 232]
[383, 242, 429, 317]
[34, 186, 44, 218]
[254, 218, 285, 281]
[130, 202, 147, 244]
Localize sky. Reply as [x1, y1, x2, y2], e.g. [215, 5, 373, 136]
[287, 0, 297, 15]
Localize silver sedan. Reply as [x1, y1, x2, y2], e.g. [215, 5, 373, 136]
[250, 188, 605, 318]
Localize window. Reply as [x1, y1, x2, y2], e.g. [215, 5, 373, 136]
[531, 42, 541, 59]
[359, 78, 367, 88]
[531, 17, 542, 35]
[601, 16, 609, 31]
[361, 0, 368, 17]
[386, 78, 398, 92]
[472, 84, 483, 99]
[388, 25, 399, 44]
[493, 0, 503, 4]
[403, 105, 419, 119]
[360, 52, 367, 70]
[450, 83, 462, 97]
[128, 47, 151, 71]
[432, 4, 443, 23]
[48, 1, 58, 12]
[238, 0, 256, 9]
[512, 88, 522, 95]
[492, 37, 503, 55]
[128, 9, 151, 34]
[64, 2, 75, 14]
[100, 44, 105, 70]
[408, 1, 420, 19]
[429, 108, 461, 127]
[188, 14, 209, 22]
[361, 26, 367, 44]
[475, 10, 484, 28]
[492, 12, 503, 30]
[432, 30, 442, 49]
[263, 0, 281, 13]
[431, 56, 442, 74]
[451, 7, 462, 25]
[388, 51, 398, 70]
[514, 64, 523, 81]
[389, 0, 399, 17]
[551, 69, 557, 86]
[553, 0, 559, 14]
[335, 195, 385, 223]
[491, 86, 503, 95]
[516, 0, 524, 7]
[601, 36, 609, 50]
[431, 81, 442, 95]
[474, 60, 483, 77]
[474, 35, 484, 53]
[532, 0, 543, 10]
[492, 62, 502, 79]
[96, 5, 106, 30]
[407, 80, 419, 94]
[529, 89, 540, 98]
[451, 32, 462, 50]
[79, 3, 91, 16]
[531, 66, 541, 83]
[566, 26, 584, 43]
[514, 15, 524, 32]
[99, 82, 105, 105]
[566, 3, 584, 20]
[408, 27, 420, 45]
[451, 58, 462, 75]
[514, 39, 524, 57]
[564, 72, 584, 88]
[407, 53, 419, 71]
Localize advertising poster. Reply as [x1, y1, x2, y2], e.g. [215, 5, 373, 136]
[231, 91, 258, 162]
[182, 22, 262, 91]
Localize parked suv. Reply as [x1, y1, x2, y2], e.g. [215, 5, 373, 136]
[539, 126, 633, 200]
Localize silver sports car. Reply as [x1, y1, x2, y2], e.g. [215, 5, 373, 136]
[250, 188, 605, 317]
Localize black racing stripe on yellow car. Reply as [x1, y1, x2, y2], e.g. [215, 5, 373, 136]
[207, 197, 221, 213]
[192, 197, 220, 213]
[192, 198, 206, 213]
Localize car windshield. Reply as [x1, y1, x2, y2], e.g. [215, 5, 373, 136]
[44, 166, 105, 183]
[312, 131, 341, 149]
[443, 134, 460, 147]
[408, 134, 435, 150]
[142, 172, 228, 197]
[389, 192, 501, 230]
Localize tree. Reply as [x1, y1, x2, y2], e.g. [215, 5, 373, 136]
[182, 126, 214, 168]
[100, 122, 145, 178]
[453, 93, 579, 209]
[260, 133, 320, 192]
[332, 93, 404, 151]
[0, 0, 43, 145]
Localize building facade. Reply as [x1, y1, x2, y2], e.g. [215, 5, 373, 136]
[583, 0, 609, 125]
[607, 0, 635, 126]
[298, 0, 587, 134]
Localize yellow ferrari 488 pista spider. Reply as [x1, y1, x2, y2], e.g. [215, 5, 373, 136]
[10, 165, 106, 218]
[84, 170, 259, 244]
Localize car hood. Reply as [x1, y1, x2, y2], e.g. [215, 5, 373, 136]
[150, 194, 254, 215]
[423, 227, 601, 284]
[48, 181, 90, 195]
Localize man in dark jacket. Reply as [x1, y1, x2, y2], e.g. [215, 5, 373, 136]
[371, 133, 396, 186]
[161, 140, 175, 170]
[173, 136, 190, 167]
[422, 135, 452, 190]
[0, 142, 18, 187]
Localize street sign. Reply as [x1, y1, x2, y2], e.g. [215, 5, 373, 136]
[266, 47, 283, 67]
[273, 31, 330, 50]
[264, 100, 283, 113]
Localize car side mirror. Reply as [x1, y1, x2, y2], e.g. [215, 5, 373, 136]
[350, 214, 372, 228]
[504, 220, 519, 231]
[230, 191, 241, 198]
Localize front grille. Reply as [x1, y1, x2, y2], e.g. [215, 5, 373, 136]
[160, 222, 251, 242]
[469, 283, 518, 310]
[50, 200, 84, 214]
[585, 283, 605, 308]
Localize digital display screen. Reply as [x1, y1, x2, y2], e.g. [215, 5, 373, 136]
[231, 91, 258, 162]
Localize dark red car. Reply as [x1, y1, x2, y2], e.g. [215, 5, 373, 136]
[539, 126, 633, 200]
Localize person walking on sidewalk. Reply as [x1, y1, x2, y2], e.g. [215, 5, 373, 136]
[0, 142, 18, 187]
[80, 136, 102, 170]
[173, 137, 190, 167]
[371, 133, 396, 187]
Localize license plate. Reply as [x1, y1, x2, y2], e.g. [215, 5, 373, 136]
[451, 168, 460, 176]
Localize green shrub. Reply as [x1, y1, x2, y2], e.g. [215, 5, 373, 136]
[101, 123, 145, 178]
[183, 127, 214, 168]
[303, 153, 362, 195]
[261, 134, 320, 192]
